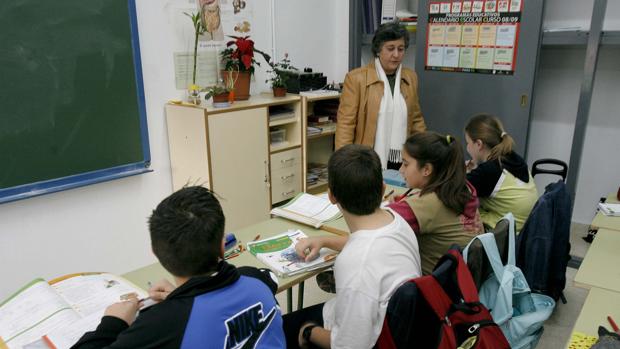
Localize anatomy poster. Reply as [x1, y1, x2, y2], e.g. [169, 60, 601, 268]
[425, 0, 522, 75]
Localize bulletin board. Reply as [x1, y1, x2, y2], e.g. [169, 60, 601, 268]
[424, 0, 523, 75]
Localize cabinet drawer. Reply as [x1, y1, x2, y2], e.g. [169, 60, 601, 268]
[270, 147, 301, 172]
[271, 165, 302, 204]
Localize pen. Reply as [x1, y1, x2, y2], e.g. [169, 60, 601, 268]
[383, 189, 395, 200]
[253, 234, 261, 241]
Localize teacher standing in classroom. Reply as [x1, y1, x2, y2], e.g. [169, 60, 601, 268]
[335, 21, 426, 170]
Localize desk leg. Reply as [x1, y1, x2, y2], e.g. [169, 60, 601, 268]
[298, 281, 305, 310]
[287, 288, 292, 314]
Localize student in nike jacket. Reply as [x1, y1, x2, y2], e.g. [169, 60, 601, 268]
[71, 186, 285, 349]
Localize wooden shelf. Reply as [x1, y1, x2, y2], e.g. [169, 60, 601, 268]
[307, 180, 328, 194]
[269, 116, 297, 127]
[307, 130, 336, 140]
[270, 143, 301, 154]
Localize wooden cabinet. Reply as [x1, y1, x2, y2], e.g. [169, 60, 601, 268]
[165, 94, 303, 231]
[301, 94, 340, 194]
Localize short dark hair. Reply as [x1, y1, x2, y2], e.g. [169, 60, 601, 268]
[372, 21, 409, 57]
[328, 145, 383, 215]
[149, 186, 225, 277]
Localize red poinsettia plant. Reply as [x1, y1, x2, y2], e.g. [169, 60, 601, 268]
[220, 35, 270, 75]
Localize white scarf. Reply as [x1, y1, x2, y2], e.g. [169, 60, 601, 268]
[373, 58, 408, 169]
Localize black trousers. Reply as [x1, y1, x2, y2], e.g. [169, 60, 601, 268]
[282, 303, 325, 349]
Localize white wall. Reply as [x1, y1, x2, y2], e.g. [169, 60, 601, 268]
[272, 0, 349, 85]
[0, 0, 348, 299]
[527, 0, 620, 224]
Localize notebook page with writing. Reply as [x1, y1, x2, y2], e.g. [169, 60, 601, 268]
[0, 279, 80, 349]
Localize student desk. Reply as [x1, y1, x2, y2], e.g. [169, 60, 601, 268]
[123, 218, 337, 313]
[590, 193, 620, 232]
[574, 229, 620, 292]
[565, 287, 620, 348]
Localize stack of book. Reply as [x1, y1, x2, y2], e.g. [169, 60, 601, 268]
[397, 9, 417, 32]
[307, 163, 328, 187]
[247, 230, 338, 277]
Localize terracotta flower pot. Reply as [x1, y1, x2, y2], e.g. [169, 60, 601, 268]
[212, 92, 230, 103]
[272, 87, 287, 97]
[221, 70, 251, 101]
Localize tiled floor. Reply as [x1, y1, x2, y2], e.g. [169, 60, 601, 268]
[280, 222, 594, 348]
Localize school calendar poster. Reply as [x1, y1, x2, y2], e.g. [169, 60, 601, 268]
[425, 0, 523, 75]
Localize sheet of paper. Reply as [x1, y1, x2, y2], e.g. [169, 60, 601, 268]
[442, 47, 460, 68]
[493, 48, 514, 70]
[53, 274, 148, 318]
[428, 24, 446, 45]
[445, 25, 462, 46]
[174, 51, 218, 90]
[478, 24, 497, 46]
[427, 47, 444, 67]
[44, 311, 105, 349]
[510, 0, 522, 12]
[495, 24, 517, 47]
[0, 280, 80, 349]
[462, 1, 472, 12]
[461, 25, 479, 46]
[475, 48, 495, 69]
[459, 47, 477, 68]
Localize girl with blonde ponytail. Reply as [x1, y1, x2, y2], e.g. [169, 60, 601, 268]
[464, 113, 538, 231]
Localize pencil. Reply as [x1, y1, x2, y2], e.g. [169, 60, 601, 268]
[383, 189, 395, 200]
[397, 188, 414, 202]
[608, 315, 619, 333]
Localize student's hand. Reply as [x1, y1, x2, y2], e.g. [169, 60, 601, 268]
[295, 238, 322, 262]
[148, 279, 176, 302]
[104, 298, 140, 326]
[465, 159, 476, 173]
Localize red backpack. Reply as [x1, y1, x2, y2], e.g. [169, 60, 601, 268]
[376, 249, 510, 349]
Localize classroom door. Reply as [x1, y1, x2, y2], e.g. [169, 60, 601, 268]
[414, 0, 544, 156]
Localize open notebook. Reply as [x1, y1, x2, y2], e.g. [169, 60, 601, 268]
[270, 193, 342, 228]
[0, 273, 149, 349]
[247, 230, 337, 277]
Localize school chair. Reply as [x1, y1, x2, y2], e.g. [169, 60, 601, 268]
[531, 158, 568, 182]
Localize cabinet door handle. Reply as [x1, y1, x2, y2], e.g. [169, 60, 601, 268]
[281, 158, 295, 163]
[264, 160, 271, 188]
[280, 173, 295, 180]
[282, 189, 296, 196]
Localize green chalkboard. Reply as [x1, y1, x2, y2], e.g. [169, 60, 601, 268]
[0, 0, 150, 203]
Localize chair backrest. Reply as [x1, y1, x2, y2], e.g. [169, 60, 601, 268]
[466, 217, 511, 290]
[531, 158, 568, 182]
[516, 180, 572, 301]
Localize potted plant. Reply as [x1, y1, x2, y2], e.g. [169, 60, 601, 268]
[220, 35, 270, 100]
[185, 11, 207, 104]
[204, 84, 232, 107]
[265, 53, 297, 97]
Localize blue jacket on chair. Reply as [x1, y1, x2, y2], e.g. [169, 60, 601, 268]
[516, 180, 572, 301]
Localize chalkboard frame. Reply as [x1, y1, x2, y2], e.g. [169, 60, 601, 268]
[0, 0, 151, 204]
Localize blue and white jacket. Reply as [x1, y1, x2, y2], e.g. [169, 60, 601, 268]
[72, 262, 285, 349]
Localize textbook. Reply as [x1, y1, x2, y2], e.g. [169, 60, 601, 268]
[598, 202, 620, 216]
[247, 230, 337, 277]
[270, 193, 342, 229]
[0, 273, 148, 349]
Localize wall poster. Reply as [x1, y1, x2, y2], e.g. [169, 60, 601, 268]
[425, 0, 523, 75]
